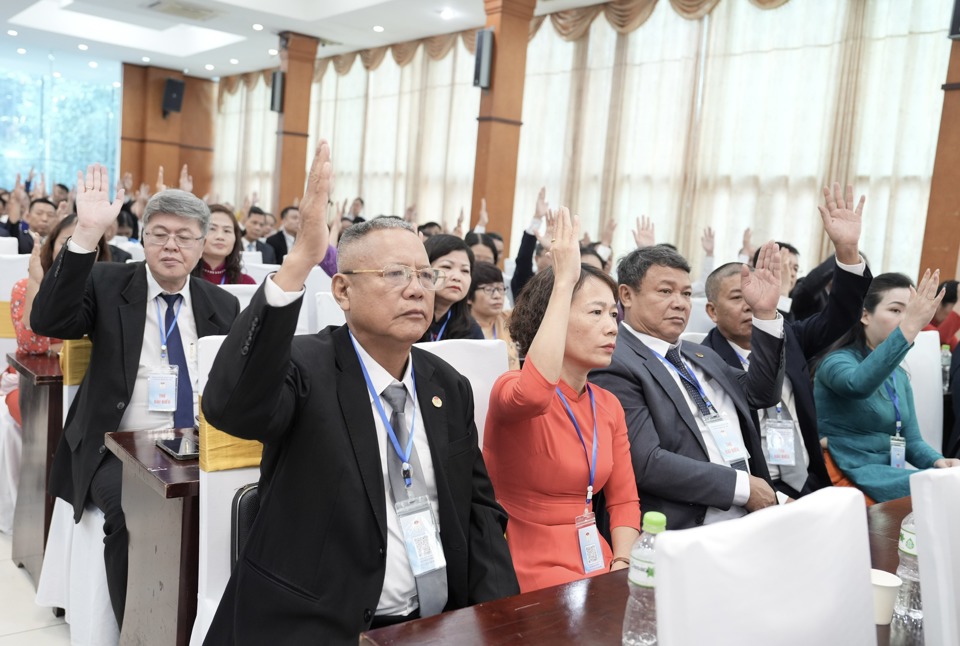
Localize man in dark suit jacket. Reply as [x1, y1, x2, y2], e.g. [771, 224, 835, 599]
[31, 167, 239, 627]
[239, 207, 277, 263]
[591, 243, 786, 530]
[265, 205, 299, 264]
[202, 143, 518, 645]
[701, 184, 871, 498]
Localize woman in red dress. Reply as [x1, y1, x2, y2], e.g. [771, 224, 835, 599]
[192, 205, 256, 285]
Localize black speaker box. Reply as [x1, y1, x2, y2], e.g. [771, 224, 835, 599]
[162, 78, 185, 117]
[474, 28, 493, 89]
[270, 70, 285, 113]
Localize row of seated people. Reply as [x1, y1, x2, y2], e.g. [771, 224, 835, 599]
[9, 144, 960, 645]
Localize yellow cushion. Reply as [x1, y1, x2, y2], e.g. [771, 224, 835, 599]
[198, 398, 263, 472]
[60, 338, 93, 386]
[0, 302, 13, 339]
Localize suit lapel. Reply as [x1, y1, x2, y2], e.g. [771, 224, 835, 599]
[190, 278, 225, 336]
[119, 263, 148, 398]
[412, 351, 448, 471]
[706, 329, 742, 371]
[332, 327, 388, 544]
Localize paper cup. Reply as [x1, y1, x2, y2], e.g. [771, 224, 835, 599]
[871, 568, 902, 625]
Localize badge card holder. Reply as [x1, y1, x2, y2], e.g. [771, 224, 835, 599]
[396, 496, 446, 577]
[576, 511, 606, 573]
[703, 412, 750, 465]
[890, 432, 906, 469]
[763, 405, 796, 466]
[147, 364, 179, 412]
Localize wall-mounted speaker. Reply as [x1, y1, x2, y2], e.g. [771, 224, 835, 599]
[270, 70, 285, 113]
[162, 78, 185, 118]
[951, 0, 960, 39]
[474, 28, 494, 89]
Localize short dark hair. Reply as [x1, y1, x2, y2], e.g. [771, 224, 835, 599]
[468, 261, 504, 302]
[617, 244, 691, 289]
[55, 183, 69, 193]
[509, 265, 617, 356]
[464, 231, 498, 264]
[29, 197, 56, 211]
[752, 241, 800, 267]
[208, 203, 233, 217]
[580, 246, 605, 268]
[486, 231, 503, 243]
[418, 222, 443, 237]
[353, 197, 364, 206]
[423, 234, 477, 341]
[938, 280, 958, 306]
[248, 206, 266, 216]
[705, 262, 744, 303]
[280, 206, 298, 220]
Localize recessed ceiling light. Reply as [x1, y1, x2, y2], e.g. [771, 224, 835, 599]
[16, 48, 26, 55]
[373, 25, 384, 33]
[267, 48, 278, 56]
[229, 58, 239, 64]
[252, 23, 263, 31]
[204, 64, 214, 71]
[78, 43, 88, 51]
[141, 56, 150, 63]
[112, 81, 121, 88]
[88, 61, 98, 68]
[53, 71, 61, 78]
[440, 7, 454, 20]
[7, 30, 17, 37]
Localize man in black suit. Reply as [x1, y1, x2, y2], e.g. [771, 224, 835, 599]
[265, 204, 299, 264]
[31, 168, 239, 628]
[702, 182, 871, 499]
[591, 243, 786, 530]
[4, 196, 56, 253]
[202, 142, 518, 645]
[240, 206, 276, 263]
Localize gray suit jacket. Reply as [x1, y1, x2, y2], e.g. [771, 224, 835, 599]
[590, 323, 785, 529]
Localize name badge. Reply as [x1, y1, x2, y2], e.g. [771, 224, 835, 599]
[576, 512, 605, 574]
[703, 412, 749, 464]
[147, 365, 179, 412]
[890, 435, 906, 469]
[762, 418, 797, 466]
[396, 496, 446, 577]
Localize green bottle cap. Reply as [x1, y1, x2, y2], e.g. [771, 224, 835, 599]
[642, 511, 667, 534]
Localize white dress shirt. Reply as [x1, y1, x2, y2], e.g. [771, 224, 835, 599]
[262, 276, 439, 616]
[282, 230, 295, 253]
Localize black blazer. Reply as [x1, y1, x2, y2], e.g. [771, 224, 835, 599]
[265, 230, 289, 264]
[243, 239, 276, 264]
[591, 324, 784, 530]
[30, 249, 239, 520]
[703, 262, 873, 493]
[2, 220, 33, 253]
[201, 287, 519, 645]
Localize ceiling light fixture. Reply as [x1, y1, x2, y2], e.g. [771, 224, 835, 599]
[7, 30, 17, 36]
[440, 7, 454, 20]
[16, 47, 26, 54]
[204, 63, 214, 71]
[229, 58, 239, 64]
[267, 48, 278, 56]
[252, 23, 263, 31]
[88, 61, 98, 68]
[373, 25, 384, 33]
[141, 56, 150, 62]
[78, 43, 88, 51]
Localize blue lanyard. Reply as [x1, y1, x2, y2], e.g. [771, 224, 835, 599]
[433, 311, 451, 341]
[492, 324, 497, 340]
[348, 331, 418, 488]
[155, 296, 183, 361]
[734, 351, 749, 369]
[650, 348, 716, 412]
[883, 373, 902, 435]
[219, 274, 226, 285]
[556, 385, 599, 510]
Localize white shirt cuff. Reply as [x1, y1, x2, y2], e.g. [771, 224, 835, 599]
[835, 255, 866, 276]
[776, 295, 792, 314]
[752, 313, 784, 338]
[595, 244, 611, 262]
[526, 217, 543, 236]
[67, 239, 96, 254]
[732, 469, 751, 506]
[473, 224, 485, 234]
[775, 491, 790, 505]
[264, 273, 305, 306]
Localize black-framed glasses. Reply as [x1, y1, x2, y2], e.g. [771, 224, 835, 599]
[143, 231, 205, 249]
[343, 264, 446, 291]
[477, 285, 506, 296]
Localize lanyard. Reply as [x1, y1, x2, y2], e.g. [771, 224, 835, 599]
[348, 331, 418, 487]
[556, 385, 599, 512]
[492, 323, 497, 340]
[433, 311, 451, 342]
[219, 274, 226, 285]
[883, 373, 902, 435]
[155, 296, 183, 361]
[734, 351, 749, 369]
[651, 348, 716, 412]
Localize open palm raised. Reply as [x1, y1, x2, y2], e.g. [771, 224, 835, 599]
[75, 164, 125, 236]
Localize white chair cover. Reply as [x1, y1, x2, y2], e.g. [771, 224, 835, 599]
[413, 339, 510, 450]
[0, 254, 30, 358]
[243, 262, 281, 285]
[218, 284, 258, 313]
[240, 250, 262, 268]
[191, 336, 261, 646]
[314, 292, 345, 329]
[113, 240, 145, 262]
[303, 266, 333, 334]
[900, 330, 943, 453]
[655, 487, 875, 646]
[680, 331, 707, 345]
[0, 393, 20, 534]
[0, 237, 18, 254]
[684, 296, 713, 335]
[910, 467, 960, 646]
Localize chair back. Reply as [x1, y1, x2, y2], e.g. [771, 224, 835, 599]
[0, 238, 17, 254]
[243, 262, 281, 285]
[910, 468, 960, 646]
[413, 339, 509, 449]
[680, 331, 706, 345]
[655, 487, 875, 646]
[231, 483, 260, 569]
[0, 254, 31, 357]
[303, 266, 333, 333]
[315, 292, 345, 329]
[685, 297, 713, 334]
[113, 240, 145, 261]
[901, 330, 943, 453]
[241, 250, 262, 267]
[218, 284, 258, 313]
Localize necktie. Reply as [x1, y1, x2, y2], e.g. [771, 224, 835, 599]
[764, 404, 808, 492]
[160, 294, 194, 428]
[381, 384, 448, 617]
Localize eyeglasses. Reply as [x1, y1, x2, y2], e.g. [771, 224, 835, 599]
[144, 231, 204, 249]
[343, 264, 446, 291]
[477, 285, 505, 296]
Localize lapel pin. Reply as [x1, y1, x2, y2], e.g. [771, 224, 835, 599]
[695, 353, 704, 358]
[432, 396, 442, 408]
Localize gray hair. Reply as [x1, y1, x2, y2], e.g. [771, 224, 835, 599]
[617, 244, 691, 289]
[142, 189, 211, 235]
[337, 216, 417, 272]
[705, 262, 744, 303]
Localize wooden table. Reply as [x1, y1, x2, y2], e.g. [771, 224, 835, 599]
[7, 352, 63, 586]
[106, 428, 199, 646]
[360, 496, 912, 645]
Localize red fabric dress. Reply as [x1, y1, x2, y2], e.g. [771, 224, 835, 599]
[923, 310, 960, 351]
[484, 358, 640, 593]
[199, 261, 256, 285]
[7, 278, 62, 424]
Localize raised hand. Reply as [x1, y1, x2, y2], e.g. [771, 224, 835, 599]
[122, 172, 133, 193]
[156, 166, 166, 193]
[535, 187, 548, 221]
[328, 210, 343, 243]
[900, 269, 944, 343]
[549, 206, 582, 288]
[580, 232, 592, 246]
[452, 208, 464, 238]
[817, 182, 863, 264]
[701, 226, 715, 256]
[289, 140, 332, 266]
[335, 198, 347, 220]
[741, 240, 781, 320]
[73, 164, 125, 250]
[26, 232, 43, 284]
[739, 227, 756, 260]
[403, 204, 417, 223]
[179, 164, 193, 194]
[8, 173, 26, 224]
[632, 215, 655, 248]
[478, 198, 489, 229]
[537, 208, 558, 252]
[55, 199, 70, 221]
[31, 172, 46, 199]
[601, 216, 617, 247]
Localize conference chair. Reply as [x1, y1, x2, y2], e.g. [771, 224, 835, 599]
[0, 254, 30, 358]
[910, 467, 960, 646]
[655, 487, 875, 646]
[0, 237, 18, 254]
[0, 396, 18, 534]
[314, 291, 346, 330]
[413, 339, 509, 450]
[242, 262, 281, 285]
[240, 250, 263, 267]
[685, 297, 713, 335]
[112, 240, 145, 262]
[900, 330, 944, 454]
[680, 331, 707, 345]
[218, 284, 258, 313]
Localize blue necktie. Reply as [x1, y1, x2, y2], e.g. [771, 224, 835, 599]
[160, 294, 194, 428]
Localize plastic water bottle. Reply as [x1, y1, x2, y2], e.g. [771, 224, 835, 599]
[622, 511, 667, 646]
[942, 344, 952, 394]
[891, 512, 923, 644]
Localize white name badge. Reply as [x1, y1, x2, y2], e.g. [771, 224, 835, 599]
[890, 435, 906, 469]
[147, 365, 179, 412]
[576, 512, 605, 574]
[762, 418, 797, 466]
[396, 496, 446, 577]
[703, 412, 749, 464]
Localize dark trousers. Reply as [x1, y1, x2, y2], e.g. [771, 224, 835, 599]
[88, 453, 128, 627]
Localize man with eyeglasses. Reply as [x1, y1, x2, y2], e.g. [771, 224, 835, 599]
[31, 173, 239, 630]
[201, 141, 518, 645]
